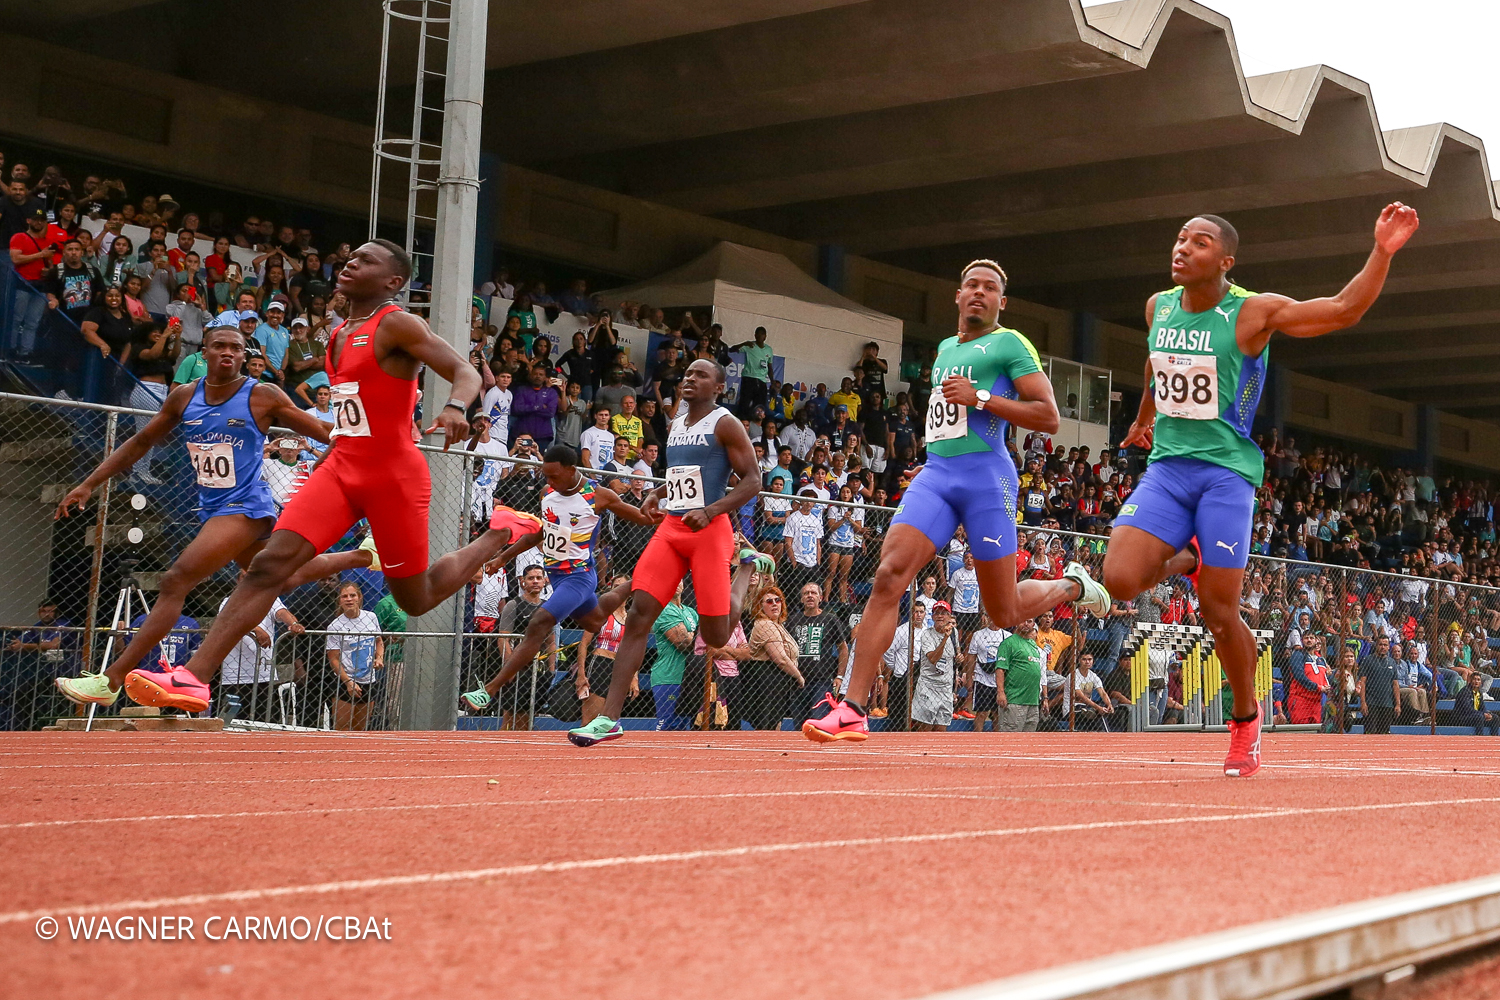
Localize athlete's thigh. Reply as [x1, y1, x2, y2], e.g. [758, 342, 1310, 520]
[1111, 460, 1195, 554]
[685, 516, 735, 617]
[1196, 564, 1248, 624]
[877, 524, 940, 584]
[972, 552, 1018, 620]
[359, 453, 432, 578]
[1194, 469, 1255, 570]
[276, 459, 361, 555]
[175, 514, 271, 581]
[952, 472, 1019, 562]
[890, 469, 960, 560]
[632, 522, 691, 609]
[542, 572, 598, 624]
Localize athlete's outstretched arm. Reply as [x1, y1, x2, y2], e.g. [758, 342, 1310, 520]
[488, 531, 543, 569]
[940, 370, 1059, 435]
[55, 383, 194, 517]
[1120, 351, 1157, 450]
[381, 311, 483, 449]
[251, 383, 334, 445]
[597, 485, 657, 526]
[1239, 202, 1420, 352]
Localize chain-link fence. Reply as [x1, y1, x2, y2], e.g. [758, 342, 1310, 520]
[5, 384, 1499, 736]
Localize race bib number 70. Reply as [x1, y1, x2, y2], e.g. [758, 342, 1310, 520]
[1150, 352, 1218, 420]
[330, 382, 371, 438]
[925, 391, 968, 443]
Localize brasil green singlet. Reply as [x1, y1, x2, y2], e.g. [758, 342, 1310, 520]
[925, 327, 1044, 458]
[1147, 284, 1266, 486]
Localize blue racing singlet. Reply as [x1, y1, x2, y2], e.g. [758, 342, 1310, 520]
[662, 405, 733, 518]
[182, 376, 277, 521]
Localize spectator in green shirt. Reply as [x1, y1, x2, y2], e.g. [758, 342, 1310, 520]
[650, 581, 699, 731]
[730, 326, 773, 417]
[375, 592, 408, 664]
[995, 618, 1043, 733]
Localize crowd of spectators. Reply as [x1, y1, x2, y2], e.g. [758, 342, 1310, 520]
[6, 154, 1500, 735]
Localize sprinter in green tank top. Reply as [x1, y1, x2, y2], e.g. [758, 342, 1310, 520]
[1104, 204, 1420, 778]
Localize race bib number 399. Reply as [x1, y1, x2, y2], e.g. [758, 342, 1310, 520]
[925, 392, 968, 443]
[330, 382, 371, 438]
[664, 465, 705, 512]
[188, 441, 235, 488]
[1150, 352, 1218, 420]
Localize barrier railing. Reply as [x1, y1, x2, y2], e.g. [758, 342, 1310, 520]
[4, 386, 1499, 735]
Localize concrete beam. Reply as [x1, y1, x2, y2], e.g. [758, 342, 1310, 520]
[1279, 324, 1500, 370]
[532, 14, 1263, 213]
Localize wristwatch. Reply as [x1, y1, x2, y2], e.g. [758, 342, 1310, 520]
[974, 389, 992, 408]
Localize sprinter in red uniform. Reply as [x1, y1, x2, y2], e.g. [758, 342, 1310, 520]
[133, 239, 524, 710]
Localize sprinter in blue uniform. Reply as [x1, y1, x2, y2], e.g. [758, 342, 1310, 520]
[55, 321, 374, 710]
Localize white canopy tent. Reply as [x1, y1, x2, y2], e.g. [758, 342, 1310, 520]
[600, 242, 904, 396]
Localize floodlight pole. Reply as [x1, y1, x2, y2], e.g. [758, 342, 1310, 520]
[395, 0, 489, 731]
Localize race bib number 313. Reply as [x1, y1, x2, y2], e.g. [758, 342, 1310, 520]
[330, 382, 371, 438]
[1150, 352, 1218, 420]
[664, 465, 705, 512]
[925, 392, 968, 443]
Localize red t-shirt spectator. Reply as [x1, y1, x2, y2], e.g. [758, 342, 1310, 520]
[9, 230, 56, 281]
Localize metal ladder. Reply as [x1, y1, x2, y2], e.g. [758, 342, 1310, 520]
[369, 0, 453, 313]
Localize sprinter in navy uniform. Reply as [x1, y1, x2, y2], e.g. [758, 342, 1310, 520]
[55, 321, 373, 710]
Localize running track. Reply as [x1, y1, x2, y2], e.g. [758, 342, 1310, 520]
[5, 732, 1500, 999]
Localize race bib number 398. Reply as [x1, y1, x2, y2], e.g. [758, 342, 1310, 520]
[664, 465, 705, 512]
[188, 441, 236, 488]
[1150, 352, 1218, 420]
[925, 392, 968, 443]
[330, 382, 371, 438]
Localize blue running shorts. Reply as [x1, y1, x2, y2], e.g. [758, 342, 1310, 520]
[198, 478, 278, 528]
[1114, 457, 1255, 569]
[891, 450, 1019, 562]
[542, 568, 600, 623]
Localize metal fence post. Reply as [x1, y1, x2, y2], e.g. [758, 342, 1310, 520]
[80, 412, 117, 675]
[904, 575, 917, 732]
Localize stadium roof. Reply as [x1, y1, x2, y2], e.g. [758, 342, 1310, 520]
[17, 0, 1500, 417]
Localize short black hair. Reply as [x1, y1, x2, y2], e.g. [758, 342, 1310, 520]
[177, 227, 195, 238]
[1191, 214, 1239, 257]
[205, 326, 247, 348]
[369, 238, 413, 285]
[543, 443, 578, 467]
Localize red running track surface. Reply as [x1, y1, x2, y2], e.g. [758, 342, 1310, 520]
[4, 731, 1500, 999]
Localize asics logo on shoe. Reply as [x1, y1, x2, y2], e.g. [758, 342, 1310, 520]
[1216, 540, 1238, 555]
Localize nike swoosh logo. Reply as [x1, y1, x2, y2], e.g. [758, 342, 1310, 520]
[384, 560, 406, 569]
[1215, 541, 1238, 554]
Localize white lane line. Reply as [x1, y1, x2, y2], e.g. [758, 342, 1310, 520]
[0, 785, 1257, 831]
[6, 794, 1500, 926]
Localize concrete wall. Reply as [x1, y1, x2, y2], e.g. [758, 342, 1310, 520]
[1284, 370, 1417, 454]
